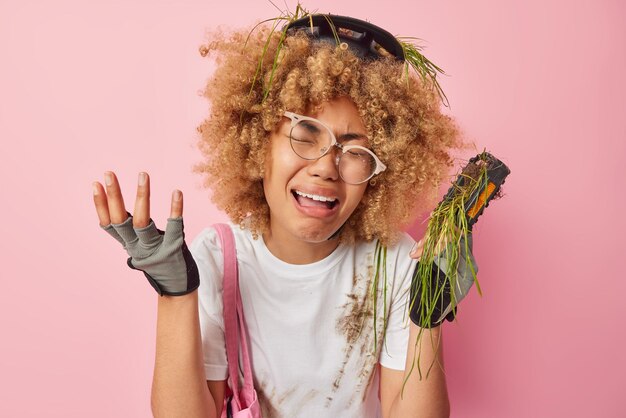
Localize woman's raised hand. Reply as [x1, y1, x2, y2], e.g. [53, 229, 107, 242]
[93, 171, 199, 296]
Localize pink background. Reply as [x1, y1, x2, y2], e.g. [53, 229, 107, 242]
[1, 0, 624, 416]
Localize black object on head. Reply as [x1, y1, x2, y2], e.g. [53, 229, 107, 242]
[285, 15, 405, 62]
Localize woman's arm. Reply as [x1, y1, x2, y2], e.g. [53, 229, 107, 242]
[380, 324, 450, 418]
[92, 172, 223, 418]
[151, 290, 223, 418]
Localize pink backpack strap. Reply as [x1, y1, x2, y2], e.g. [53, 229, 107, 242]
[213, 224, 256, 408]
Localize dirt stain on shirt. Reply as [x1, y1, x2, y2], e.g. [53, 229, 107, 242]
[331, 253, 389, 407]
[254, 376, 313, 418]
[254, 381, 280, 418]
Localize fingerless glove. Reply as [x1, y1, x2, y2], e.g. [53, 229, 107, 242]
[102, 216, 199, 296]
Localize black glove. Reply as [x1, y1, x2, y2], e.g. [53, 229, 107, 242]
[409, 235, 477, 328]
[409, 263, 457, 328]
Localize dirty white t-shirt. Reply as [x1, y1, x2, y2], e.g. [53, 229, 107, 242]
[190, 223, 417, 418]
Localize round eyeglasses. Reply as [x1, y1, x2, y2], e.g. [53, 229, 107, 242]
[283, 111, 387, 185]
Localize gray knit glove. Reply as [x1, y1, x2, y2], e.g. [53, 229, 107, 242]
[102, 215, 199, 296]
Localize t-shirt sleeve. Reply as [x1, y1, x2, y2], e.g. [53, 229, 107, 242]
[189, 227, 228, 380]
[378, 234, 417, 370]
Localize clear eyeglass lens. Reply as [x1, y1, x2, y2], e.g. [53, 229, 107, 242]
[290, 119, 332, 160]
[338, 148, 376, 184]
[290, 119, 377, 184]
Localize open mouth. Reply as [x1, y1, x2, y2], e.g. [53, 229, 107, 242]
[292, 190, 339, 210]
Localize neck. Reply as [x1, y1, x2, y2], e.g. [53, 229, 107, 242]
[262, 226, 340, 265]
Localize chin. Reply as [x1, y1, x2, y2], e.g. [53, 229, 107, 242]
[294, 222, 341, 243]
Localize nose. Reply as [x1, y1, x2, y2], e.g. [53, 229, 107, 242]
[307, 145, 340, 181]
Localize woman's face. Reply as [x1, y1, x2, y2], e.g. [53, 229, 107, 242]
[262, 96, 369, 256]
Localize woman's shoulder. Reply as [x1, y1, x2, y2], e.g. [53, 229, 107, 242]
[190, 222, 258, 260]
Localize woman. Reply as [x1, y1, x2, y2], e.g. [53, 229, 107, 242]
[93, 12, 470, 418]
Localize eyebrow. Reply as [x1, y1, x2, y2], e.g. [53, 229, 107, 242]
[300, 120, 322, 134]
[337, 132, 368, 142]
[297, 117, 368, 141]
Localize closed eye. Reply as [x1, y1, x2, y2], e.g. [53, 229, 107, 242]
[346, 149, 369, 157]
[292, 136, 316, 144]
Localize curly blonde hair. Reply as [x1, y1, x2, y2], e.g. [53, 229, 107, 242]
[195, 25, 463, 245]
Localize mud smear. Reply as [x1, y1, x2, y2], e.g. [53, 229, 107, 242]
[460, 159, 483, 181]
[254, 381, 280, 418]
[337, 263, 376, 346]
[294, 389, 319, 415]
[253, 376, 305, 418]
[331, 254, 388, 408]
[337, 292, 371, 347]
[459, 156, 504, 200]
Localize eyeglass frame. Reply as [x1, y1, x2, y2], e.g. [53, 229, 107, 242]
[283, 111, 387, 184]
